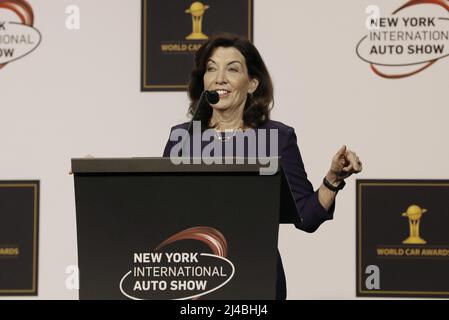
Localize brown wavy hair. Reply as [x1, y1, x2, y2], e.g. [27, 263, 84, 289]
[188, 33, 274, 130]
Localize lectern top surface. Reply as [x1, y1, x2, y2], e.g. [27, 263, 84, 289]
[71, 157, 280, 174]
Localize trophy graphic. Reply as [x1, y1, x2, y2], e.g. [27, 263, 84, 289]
[185, 1, 209, 40]
[402, 204, 427, 244]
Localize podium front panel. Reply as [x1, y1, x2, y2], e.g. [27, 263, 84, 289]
[74, 167, 281, 300]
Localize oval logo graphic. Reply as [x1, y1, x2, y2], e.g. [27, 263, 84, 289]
[0, 22, 41, 64]
[356, 0, 449, 78]
[120, 253, 235, 300]
[356, 19, 449, 66]
[119, 226, 236, 300]
[0, 0, 40, 69]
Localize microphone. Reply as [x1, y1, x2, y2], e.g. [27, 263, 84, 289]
[205, 90, 219, 105]
[187, 90, 220, 134]
[177, 90, 220, 157]
[179, 90, 219, 157]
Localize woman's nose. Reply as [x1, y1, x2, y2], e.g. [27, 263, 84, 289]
[215, 69, 227, 84]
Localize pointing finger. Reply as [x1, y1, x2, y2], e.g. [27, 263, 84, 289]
[336, 145, 346, 157]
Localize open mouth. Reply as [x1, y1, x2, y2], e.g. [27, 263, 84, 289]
[215, 89, 231, 98]
[215, 89, 231, 96]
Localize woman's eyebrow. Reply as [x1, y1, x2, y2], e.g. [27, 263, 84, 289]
[227, 61, 242, 66]
[207, 59, 243, 66]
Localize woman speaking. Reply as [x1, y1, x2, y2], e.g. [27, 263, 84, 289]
[163, 33, 362, 299]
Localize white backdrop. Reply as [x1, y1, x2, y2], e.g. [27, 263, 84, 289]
[1, 0, 448, 299]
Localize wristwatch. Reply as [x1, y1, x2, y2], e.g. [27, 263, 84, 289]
[323, 177, 346, 192]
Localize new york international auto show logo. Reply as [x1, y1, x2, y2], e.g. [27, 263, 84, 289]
[119, 227, 235, 300]
[0, 0, 41, 70]
[357, 0, 449, 78]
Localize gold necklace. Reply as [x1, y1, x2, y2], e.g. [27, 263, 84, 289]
[214, 129, 238, 142]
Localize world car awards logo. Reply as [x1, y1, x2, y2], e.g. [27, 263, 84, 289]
[160, 1, 210, 53]
[119, 227, 235, 300]
[376, 204, 449, 258]
[185, 1, 209, 40]
[357, 0, 449, 78]
[0, 0, 41, 70]
[402, 204, 427, 244]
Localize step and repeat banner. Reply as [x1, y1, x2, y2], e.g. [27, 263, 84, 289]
[0, 0, 448, 299]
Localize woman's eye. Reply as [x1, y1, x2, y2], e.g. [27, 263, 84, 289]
[229, 67, 239, 72]
[206, 66, 216, 72]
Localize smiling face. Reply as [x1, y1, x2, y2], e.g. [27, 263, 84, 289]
[203, 46, 259, 112]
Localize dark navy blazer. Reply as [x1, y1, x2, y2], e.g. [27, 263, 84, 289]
[163, 119, 335, 299]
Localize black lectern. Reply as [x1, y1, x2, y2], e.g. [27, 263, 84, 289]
[72, 158, 296, 300]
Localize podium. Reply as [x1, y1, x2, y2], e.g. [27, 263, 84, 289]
[72, 158, 297, 300]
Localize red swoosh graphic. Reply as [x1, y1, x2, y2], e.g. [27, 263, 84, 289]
[0, 0, 34, 69]
[371, 59, 437, 78]
[155, 226, 228, 257]
[154, 226, 228, 300]
[393, 0, 449, 14]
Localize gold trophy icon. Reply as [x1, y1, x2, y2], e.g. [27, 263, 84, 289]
[185, 2, 209, 40]
[402, 205, 427, 244]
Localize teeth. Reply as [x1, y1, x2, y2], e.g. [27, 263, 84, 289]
[216, 90, 229, 94]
